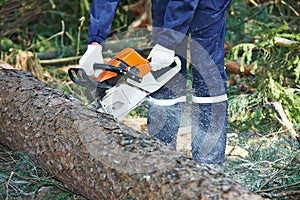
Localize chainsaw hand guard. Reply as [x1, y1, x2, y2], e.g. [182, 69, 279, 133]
[68, 68, 111, 89]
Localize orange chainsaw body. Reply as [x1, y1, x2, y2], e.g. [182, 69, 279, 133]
[93, 48, 151, 82]
[68, 47, 181, 120]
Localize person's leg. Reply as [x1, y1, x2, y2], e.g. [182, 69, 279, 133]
[147, 0, 188, 149]
[147, 51, 187, 149]
[190, 0, 230, 164]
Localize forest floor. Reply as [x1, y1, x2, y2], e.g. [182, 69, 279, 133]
[122, 115, 300, 200]
[122, 117, 248, 158]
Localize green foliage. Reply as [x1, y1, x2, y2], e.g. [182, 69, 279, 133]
[0, 37, 21, 52]
[128, 104, 148, 118]
[0, 0, 141, 57]
[226, 1, 300, 198]
[226, 0, 300, 133]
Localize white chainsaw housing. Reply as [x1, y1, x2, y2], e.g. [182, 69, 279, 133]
[96, 57, 181, 120]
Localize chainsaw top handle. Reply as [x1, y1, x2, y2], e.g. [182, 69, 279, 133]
[93, 63, 143, 83]
[93, 63, 127, 75]
[147, 57, 178, 69]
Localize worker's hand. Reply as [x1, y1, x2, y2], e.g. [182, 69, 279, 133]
[148, 44, 175, 71]
[79, 42, 104, 76]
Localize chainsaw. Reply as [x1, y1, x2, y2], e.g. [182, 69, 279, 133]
[68, 48, 181, 120]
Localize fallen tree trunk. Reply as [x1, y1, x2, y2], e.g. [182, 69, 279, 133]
[0, 67, 263, 200]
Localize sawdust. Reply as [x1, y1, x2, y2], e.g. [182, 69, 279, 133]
[122, 117, 249, 158]
[122, 117, 191, 152]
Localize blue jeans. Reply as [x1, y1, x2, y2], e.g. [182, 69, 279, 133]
[148, 0, 230, 164]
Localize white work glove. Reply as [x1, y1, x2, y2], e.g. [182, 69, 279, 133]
[79, 43, 104, 76]
[148, 44, 175, 71]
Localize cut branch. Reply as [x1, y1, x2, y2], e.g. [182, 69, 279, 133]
[225, 60, 257, 75]
[0, 66, 263, 200]
[261, 190, 300, 199]
[264, 100, 300, 144]
[256, 181, 300, 193]
[274, 36, 300, 50]
[39, 56, 81, 66]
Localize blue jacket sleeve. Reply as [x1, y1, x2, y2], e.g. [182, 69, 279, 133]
[88, 0, 120, 44]
[152, 0, 200, 50]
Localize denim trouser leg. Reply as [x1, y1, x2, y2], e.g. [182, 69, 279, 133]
[189, 1, 228, 164]
[191, 101, 228, 164]
[149, 0, 230, 164]
[147, 102, 185, 149]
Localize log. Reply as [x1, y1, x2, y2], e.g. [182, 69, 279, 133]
[39, 56, 81, 66]
[225, 60, 256, 75]
[0, 67, 263, 200]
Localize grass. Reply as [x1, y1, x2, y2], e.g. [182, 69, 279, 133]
[224, 72, 300, 199]
[225, 130, 300, 199]
[0, 145, 85, 200]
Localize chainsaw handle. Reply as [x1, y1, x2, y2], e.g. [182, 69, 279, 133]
[93, 63, 143, 83]
[147, 56, 180, 69]
[173, 56, 181, 68]
[93, 63, 126, 75]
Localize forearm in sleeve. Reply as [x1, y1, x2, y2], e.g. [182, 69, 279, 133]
[88, 0, 120, 44]
[154, 0, 200, 49]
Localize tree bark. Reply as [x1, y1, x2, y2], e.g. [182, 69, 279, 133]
[0, 67, 263, 200]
